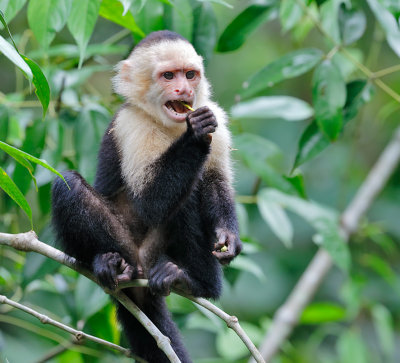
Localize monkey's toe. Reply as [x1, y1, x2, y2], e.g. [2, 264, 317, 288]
[93, 252, 135, 290]
[148, 261, 190, 296]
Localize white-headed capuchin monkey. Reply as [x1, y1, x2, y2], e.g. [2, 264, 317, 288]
[52, 30, 242, 363]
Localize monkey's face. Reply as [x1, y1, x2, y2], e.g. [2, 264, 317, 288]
[157, 67, 200, 123]
[113, 38, 210, 128]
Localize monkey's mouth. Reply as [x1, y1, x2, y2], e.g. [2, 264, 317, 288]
[163, 100, 192, 122]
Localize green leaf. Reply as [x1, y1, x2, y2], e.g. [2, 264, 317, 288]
[235, 134, 297, 194]
[231, 255, 266, 281]
[1, 144, 37, 190]
[344, 80, 374, 122]
[131, 0, 165, 37]
[0, 9, 17, 48]
[75, 276, 109, 320]
[197, 0, 233, 8]
[0, 106, 9, 141]
[300, 302, 346, 324]
[0, 141, 67, 186]
[337, 329, 369, 363]
[192, 2, 217, 64]
[312, 60, 346, 141]
[22, 56, 50, 119]
[320, 0, 344, 44]
[371, 304, 395, 361]
[284, 171, 307, 198]
[28, 43, 129, 61]
[313, 218, 350, 271]
[279, 0, 303, 32]
[367, 0, 400, 57]
[216, 322, 262, 360]
[339, 7, 367, 45]
[0, 35, 32, 79]
[12, 121, 46, 195]
[293, 80, 373, 168]
[293, 120, 330, 168]
[166, 294, 197, 314]
[257, 191, 293, 247]
[232, 96, 313, 121]
[361, 255, 396, 286]
[75, 106, 109, 184]
[0, 0, 27, 25]
[27, 0, 71, 50]
[258, 188, 350, 271]
[118, 0, 135, 15]
[217, 1, 277, 52]
[240, 48, 323, 99]
[0, 166, 32, 227]
[163, 0, 193, 41]
[67, 0, 101, 68]
[236, 203, 249, 236]
[99, 0, 144, 36]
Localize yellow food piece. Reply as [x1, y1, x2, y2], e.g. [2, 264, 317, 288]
[180, 101, 194, 111]
[220, 246, 228, 252]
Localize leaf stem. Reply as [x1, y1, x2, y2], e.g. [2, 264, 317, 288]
[295, 0, 400, 104]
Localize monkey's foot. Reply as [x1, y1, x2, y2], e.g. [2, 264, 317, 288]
[148, 261, 191, 296]
[92, 252, 136, 290]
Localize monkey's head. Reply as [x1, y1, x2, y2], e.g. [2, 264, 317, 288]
[113, 31, 211, 127]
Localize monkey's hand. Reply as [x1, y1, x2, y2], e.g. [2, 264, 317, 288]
[148, 260, 191, 296]
[92, 252, 137, 290]
[213, 228, 242, 265]
[186, 106, 217, 143]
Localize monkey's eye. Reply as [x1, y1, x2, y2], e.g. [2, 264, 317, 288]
[186, 70, 196, 79]
[163, 72, 174, 80]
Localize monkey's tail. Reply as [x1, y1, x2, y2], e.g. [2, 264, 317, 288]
[117, 291, 192, 363]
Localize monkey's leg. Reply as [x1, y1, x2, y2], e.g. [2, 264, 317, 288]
[52, 171, 138, 287]
[117, 291, 193, 363]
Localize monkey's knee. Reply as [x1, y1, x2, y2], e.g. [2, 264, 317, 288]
[52, 170, 87, 197]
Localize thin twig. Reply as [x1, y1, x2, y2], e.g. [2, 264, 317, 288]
[0, 231, 264, 363]
[373, 64, 400, 79]
[0, 294, 133, 358]
[35, 341, 76, 363]
[186, 295, 265, 363]
[0, 231, 180, 363]
[119, 281, 266, 363]
[295, 0, 400, 103]
[251, 126, 400, 362]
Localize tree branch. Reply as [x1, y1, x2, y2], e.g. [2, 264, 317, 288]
[0, 294, 138, 360]
[0, 231, 181, 363]
[118, 281, 266, 363]
[251, 126, 400, 362]
[0, 232, 265, 363]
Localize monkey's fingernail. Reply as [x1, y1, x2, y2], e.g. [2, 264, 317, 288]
[180, 101, 194, 111]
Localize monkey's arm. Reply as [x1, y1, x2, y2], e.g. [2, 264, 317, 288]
[130, 107, 217, 227]
[94, 121, 124, 196]
[202, 169, 242, 264]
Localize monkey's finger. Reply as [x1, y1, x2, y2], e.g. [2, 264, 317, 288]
[188, 111, 215, 125]
[116, 272, 132, 283]
[214, 239, 226, 250]
[190, 106, 210, 116]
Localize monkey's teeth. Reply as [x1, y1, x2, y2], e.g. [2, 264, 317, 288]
[166, 100, 190, 114]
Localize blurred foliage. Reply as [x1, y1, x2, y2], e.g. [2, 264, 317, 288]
[1, 0, 400, 362]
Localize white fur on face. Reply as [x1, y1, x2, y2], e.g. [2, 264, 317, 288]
[112, 38, 233, 194]
[112, 39, 211, 128]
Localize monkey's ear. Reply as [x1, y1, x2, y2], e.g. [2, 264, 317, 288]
[120, 60, 133, 83]
[113, 60, 133, 98]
